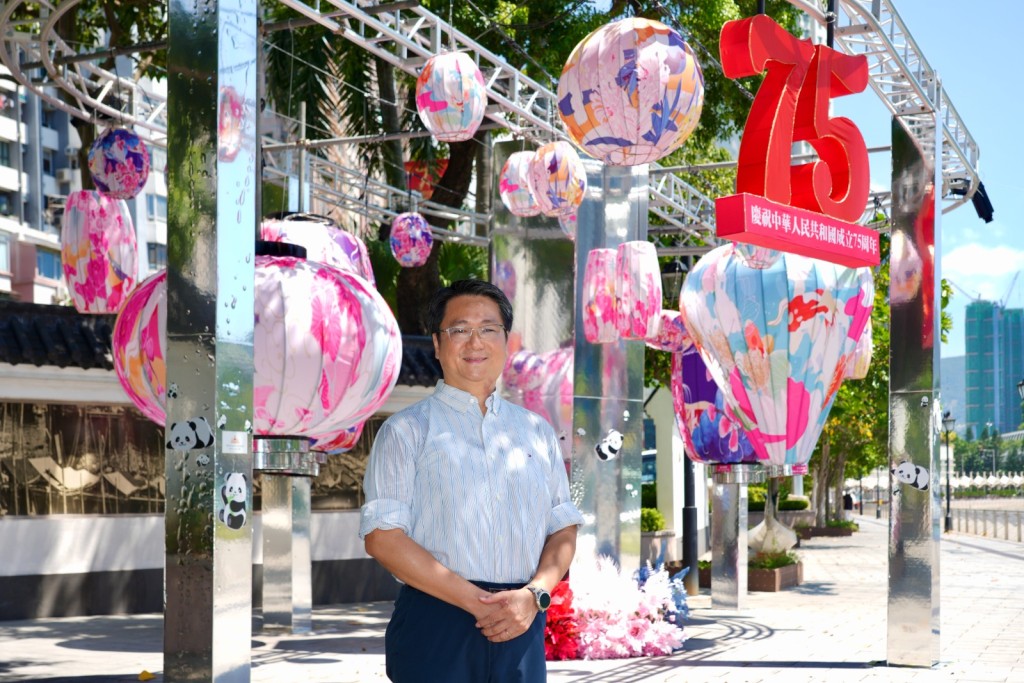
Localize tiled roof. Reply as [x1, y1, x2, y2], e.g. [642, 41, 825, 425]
[0, 300, 443, 386]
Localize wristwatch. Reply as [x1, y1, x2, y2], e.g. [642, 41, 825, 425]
[526, 584, 551, 612]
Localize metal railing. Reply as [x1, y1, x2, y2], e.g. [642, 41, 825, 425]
[954, 508, 1024, 543]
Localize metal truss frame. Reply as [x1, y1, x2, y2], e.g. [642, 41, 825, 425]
[788, 0, 981, 214]
[1, 0, 980, 244]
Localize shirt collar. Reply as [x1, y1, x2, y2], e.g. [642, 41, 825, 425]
[434, 380, 502, 415]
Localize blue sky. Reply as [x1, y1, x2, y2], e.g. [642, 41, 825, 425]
[831, 0, 1024, 358]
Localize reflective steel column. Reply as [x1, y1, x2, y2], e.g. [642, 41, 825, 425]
[887, 115, 942, 668]
[256, 438, 317, 634]
[165, 1, 258, 680]
[571, 160, 647, 573]
[710, 465, 764, 609]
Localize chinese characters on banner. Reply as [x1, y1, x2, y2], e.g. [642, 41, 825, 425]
[717, 14, 880, 266]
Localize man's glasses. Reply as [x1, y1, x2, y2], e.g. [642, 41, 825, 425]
[440, 325, 505, 344]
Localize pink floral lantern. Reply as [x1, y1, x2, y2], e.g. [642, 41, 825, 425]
[644, 310, 693, 353]
[527, 141, 587, 217]
[260, 213, 375, 284]
[498, 151, 542, 217]
[582, 248, 618, 344]
[87, 127, 151, 200]
[218, 85, 244, 162]
[310, 421, 364, 454]
[415, 52, 488, 142]
[112, 271, 167, 426]
[112, 258, 402, 437]
[61, 190, 138, 314]
[557, 17, 705, 166]
[390, 212, 434, 267]
[502, 349, 545, 392]
[615, 240, 662, 340]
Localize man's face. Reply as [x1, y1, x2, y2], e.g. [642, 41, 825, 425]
[432, 294, 508, 397]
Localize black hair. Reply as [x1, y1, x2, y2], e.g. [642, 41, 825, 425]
[426, 279, 513, 336]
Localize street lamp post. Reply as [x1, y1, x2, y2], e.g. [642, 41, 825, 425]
[942, 411, 955, 533]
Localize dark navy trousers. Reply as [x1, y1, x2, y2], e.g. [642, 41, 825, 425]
[384, 581, 547, 682]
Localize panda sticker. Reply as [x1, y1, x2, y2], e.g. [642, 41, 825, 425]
[595, 429, 623, 461]
[218, 472, 248, 530]
[892, 461, 929, 491]
[166, 416, 216, 452]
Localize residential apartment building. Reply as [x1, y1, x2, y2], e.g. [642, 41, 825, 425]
[0, 65, 168, 305]
[964, 300, 1024, 435]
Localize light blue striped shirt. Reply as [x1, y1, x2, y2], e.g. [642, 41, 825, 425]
[359, 380, 583, 583]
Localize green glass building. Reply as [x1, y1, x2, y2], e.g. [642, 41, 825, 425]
[965, 300, 1024, 435]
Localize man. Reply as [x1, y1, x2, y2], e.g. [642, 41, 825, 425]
[360, 279, 583, 682]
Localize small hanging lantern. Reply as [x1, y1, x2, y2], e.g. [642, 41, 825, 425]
[498, 151, 541, 217]
[61, 190, 138, 314]
[112, 271, 167, 426]
[390, 212, 433, 267]
[415, 52, 488, 142]
[644, 310, 693, 353]
[87, 127, 151, 200]
[557, 17, 705, 166]
[582, 248, 618, 344]
[527, 141, 587, 217]
[260, 212, 375, 284]
[615, 240, 662, 340]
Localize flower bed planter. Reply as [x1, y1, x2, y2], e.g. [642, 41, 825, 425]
[697, 563, 803, 592]
[796, 526, 854, 539]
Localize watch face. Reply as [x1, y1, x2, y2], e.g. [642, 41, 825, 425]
[537, 590, 551, 610]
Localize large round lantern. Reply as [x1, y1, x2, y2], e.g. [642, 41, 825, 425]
[671, 349, 758, 465]
[415, 52, 487, 142]
[112, 271, 167, 425]
[61, 190, 138, 314]
[311, 421, 365, 455]
[680, 245, 872, 470]
[87, 127, 151, 200]
[645, 310, 693, 353]
[557, 18, 705, 166]
[527, 141, 587, 217]
[615, 240, 662, 339]
[505, 347, 574, 448]
[499, 152, 541, 217]
[112, 259, 401, 437]
[390, 212, 433, 267]
[582, 248, 618, 344]
[261, 213, 375, 284]
[502, 349, 545, 392]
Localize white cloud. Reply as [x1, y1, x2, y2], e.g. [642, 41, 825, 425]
[942, 243, 1024, 279]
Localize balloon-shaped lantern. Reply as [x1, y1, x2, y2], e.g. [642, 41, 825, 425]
[61, 190, 138, 314]
[671, 349, 759, 465]
[645, 310, 693, 353]
[113, 259, 401, 437]
[415, 52, 487, 142]
[261, 213, 375, 284]
[527, 141, 587, 217]
[218, 86, 244, 162]
[494, 259, 517, 300]
[502, 349, 545, 392]
[87, 128, 151, 200]
[112, 271, 167, 425]
[680, 245, 873, 470]
[557, 17, 705, 166]
[504, 347, 574, 449]
[582, 248, 618, 344]
[615, 240, 662, 339]
[390, 212, 434, 267]
[311, 421, 365, 455]
[499, 152, 541, 217]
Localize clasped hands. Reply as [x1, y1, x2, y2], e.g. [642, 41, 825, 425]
[473, 587, 537, 643]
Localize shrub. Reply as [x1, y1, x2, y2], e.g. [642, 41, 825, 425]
[640, 507, 666, 532]
[826, 519, 859, 531]
[748, 551, 799, 570]
[778, 498, 809, 510]
[697, 559, 711, 570]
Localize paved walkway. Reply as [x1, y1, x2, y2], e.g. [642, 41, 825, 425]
[2, 516, 1022, 682]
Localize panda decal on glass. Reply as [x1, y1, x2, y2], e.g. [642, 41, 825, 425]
[166, 416, 215, 457]
[892, 461, 929, 492]
[595, 429, 624, 461]
[218, 473, 248, 530]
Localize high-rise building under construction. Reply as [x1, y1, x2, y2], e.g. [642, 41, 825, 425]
[964, 300, 1024, 435]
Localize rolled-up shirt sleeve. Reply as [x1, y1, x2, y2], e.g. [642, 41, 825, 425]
[359, 419, 414, 539]
[544, 426, 584, 536]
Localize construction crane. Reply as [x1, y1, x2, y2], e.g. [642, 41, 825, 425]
[948, 279, 983, 303]
[999, 271, 1020, 307]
